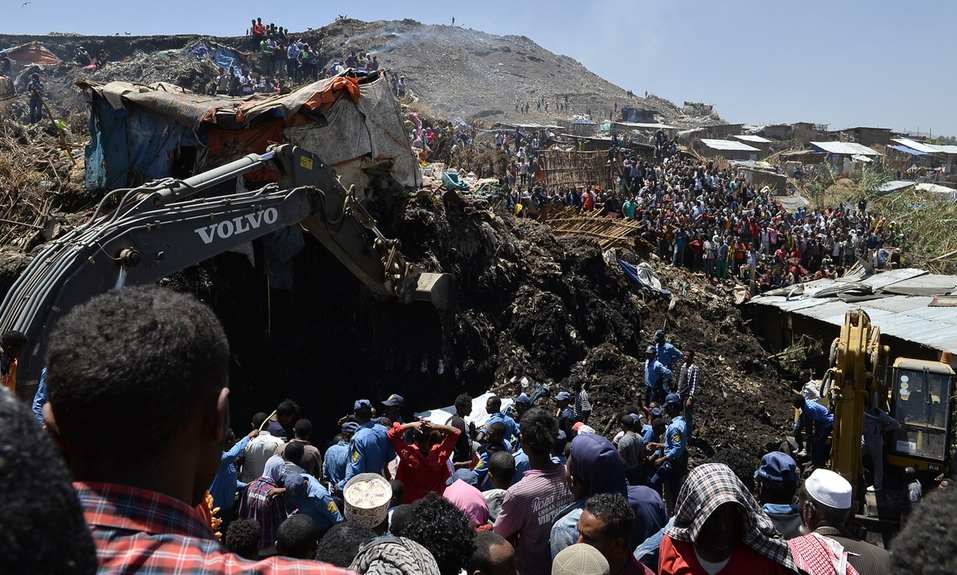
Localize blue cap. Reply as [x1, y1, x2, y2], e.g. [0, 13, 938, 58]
[341, 421, 360, 435]
[446, 469, 480, 487]
[514, 393, 532, 406]
[649, 407, 663, 419]
[555, 391, 572, 402]
[382, 394, 404, 407]
[755, 451, 798, 484]
[354, 399, 372, 412]
[664, 393, 682, 407]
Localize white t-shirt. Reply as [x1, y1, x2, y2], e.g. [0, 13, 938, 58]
[694, 549, 731, 575]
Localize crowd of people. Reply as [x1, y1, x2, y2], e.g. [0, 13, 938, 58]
[497, 127, 902, 293]
[3, 285, 951, 574]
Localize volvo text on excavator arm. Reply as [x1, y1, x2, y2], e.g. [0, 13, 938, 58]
[0, 144, 450, 390]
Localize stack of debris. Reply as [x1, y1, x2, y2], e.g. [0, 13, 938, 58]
[384, 189, 796, 479]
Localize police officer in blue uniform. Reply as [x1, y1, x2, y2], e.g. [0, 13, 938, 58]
[644, 346, 673, 408]
[655, 329, 684, 369]
[339, 399, 395, 490]
[650, 393, 688, 514]
[792, 394, 834, 467]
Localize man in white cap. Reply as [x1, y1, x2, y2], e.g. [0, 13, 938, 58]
[790, 469, 890, 575]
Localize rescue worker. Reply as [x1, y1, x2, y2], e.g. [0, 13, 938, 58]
[676, 350, 699, 435]
[863, 405, 900, 491]
[792, 394, 833, 468]
[324, 422, 357, 488]
[485, 395, 519, 444]
[339, 399, 394, 490]
[649, 394, 687, 514]
[380, 393, 405, 425]
[555, 391, 576, 439]
[654, 330, 683, 369]
[644, 346, 673, 408]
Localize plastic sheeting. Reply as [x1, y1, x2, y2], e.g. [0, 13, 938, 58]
[619, 259, 671, 296]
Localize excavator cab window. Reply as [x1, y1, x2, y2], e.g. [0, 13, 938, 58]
[891, 367, 952, 462]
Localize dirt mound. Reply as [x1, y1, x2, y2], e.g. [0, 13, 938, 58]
[89, 47, 221, 93]
[382, 188, 795, 469]
[308, 19, 721, 126]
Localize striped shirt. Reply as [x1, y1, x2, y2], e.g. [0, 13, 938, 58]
[75, 482, 351, 574]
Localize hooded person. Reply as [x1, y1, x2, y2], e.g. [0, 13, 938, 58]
[349, 535, 441, 575]
[550, 434, 666, 559]
[659, 463, 798, 575]
[239, 454, 289, 550]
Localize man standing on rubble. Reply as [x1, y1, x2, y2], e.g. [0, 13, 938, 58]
[793, 394, 833, 468]
[654, 330, 683, 370]
[644, 346, 672, 408]
[27, 73, 44, 124]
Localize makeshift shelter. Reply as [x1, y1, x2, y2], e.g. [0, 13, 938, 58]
[809, 141, 880, 176]
[81, 71, 420, 192]
[695, 138, 761, 161]
[0, 42, 61, 74]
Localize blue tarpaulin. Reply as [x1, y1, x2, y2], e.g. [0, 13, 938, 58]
[84, 90, 205, 190]
[189, 41, 244, 72]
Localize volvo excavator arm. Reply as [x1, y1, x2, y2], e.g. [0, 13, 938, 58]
[0, 144, 450, 388]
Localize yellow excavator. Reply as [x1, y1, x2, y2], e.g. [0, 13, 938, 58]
[823, 309, 956, 520]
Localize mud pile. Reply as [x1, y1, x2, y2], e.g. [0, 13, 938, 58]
[384, 190, 795, 477]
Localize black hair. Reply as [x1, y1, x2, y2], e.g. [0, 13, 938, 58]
[315, 521, 377, 567]
[46, 286, 228, 465]
[487, 421, 506, 440]
[454, 393, 472, 413]
[390, 479, 405, 507]
[389, 503, 415, 536]
[757, 477, 797, 505]
[276, 514, 319, 559]
[403, 493, 476, 575]
[0, 388, 97, 574]
[519, 407, 558, 456]
[488, 451, 516, 483]
[0, 329, 26, 352]
[583, 492, 635, 548]
[891, 486, 957, 575]
[277, 399, 299, 418]
[486, 396, 502, 413]
[469, 531, 510, 573]
[252, 412, 268, 430]
[294, 418, 312, 439]
[284, 441, 305, 466]
[225, 519, 261, 560]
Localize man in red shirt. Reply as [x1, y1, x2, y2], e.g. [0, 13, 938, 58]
[658, 463, 798, 575]
[43, 286, 352, 574]
[388, 419, 460, 504]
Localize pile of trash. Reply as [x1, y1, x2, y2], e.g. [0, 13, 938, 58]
[383, 189, 796, 478]
[90, 47, 222, 93]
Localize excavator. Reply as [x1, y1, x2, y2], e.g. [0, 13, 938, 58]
[0, 144, 451, 391]
[821, 309, 956, 530]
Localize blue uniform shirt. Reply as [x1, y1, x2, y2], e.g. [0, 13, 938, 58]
[486, 412, 520, 443]
[645, 359, 673, 392]
[656, 342, 684, 368]
[663, 416, 688, 462]
[288, 472, 343, 531]
[802, 399, 834, 427]
[209, 434, 251, 513]
[340, 422, 394, 489]
[641, 424, 656, 444]
[323, 440, 349, 486]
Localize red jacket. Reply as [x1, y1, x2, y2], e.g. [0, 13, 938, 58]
[659, 536, 794, 575]
[388, 424, 460, 504]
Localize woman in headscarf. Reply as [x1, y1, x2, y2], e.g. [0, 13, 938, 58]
[659, 463, 798, 575]
[238, 454, 288, 550]
[349, 535, 441, 575]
